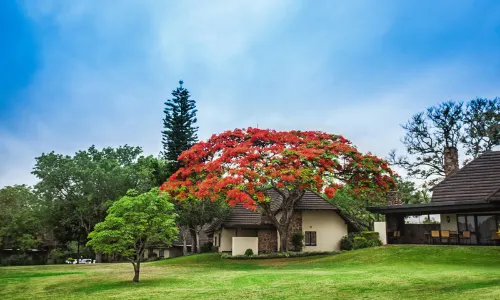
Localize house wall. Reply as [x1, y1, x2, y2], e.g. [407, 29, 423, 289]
[301, 210, 348, 251]
[440, 214, 458, 231]
[374, 222, 387, 245]
[219, 228, 236, 253]
[232, 237, 258, 256]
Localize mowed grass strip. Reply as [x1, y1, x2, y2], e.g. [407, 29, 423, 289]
[1, 245, 500, 300]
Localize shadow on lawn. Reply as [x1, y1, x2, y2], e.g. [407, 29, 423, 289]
[1, 271, 84, 280]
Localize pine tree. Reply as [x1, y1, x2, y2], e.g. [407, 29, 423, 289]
[162, 80, 198, 174]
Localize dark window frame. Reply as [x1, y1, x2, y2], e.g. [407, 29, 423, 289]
[305, 231, 317, 246]
[456, 213, 500, 245]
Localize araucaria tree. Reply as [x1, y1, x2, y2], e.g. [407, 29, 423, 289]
[162, 80, 198, 173]
[162, 128, 395, 252]
[87, 188, 178, 283]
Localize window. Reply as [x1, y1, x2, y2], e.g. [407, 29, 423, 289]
[159, 249, 164, 258]
[214, 236, 218, 247]
[305, 231, 317, 246]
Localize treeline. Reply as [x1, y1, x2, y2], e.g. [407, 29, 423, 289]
[0, 80, 228, 264]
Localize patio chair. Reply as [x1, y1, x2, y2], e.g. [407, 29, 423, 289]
[431, 230, 440, 244]
[461, 231, 471, 245]
[440, 230, 450, 244]
[449, 231, 459, 244]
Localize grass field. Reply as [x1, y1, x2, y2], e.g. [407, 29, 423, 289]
[1, 245, 500, 300]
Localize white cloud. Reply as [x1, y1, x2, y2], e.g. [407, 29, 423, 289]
[2, 1, 499, 187]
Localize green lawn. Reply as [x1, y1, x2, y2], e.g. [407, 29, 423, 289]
[1, 246, 500, 299]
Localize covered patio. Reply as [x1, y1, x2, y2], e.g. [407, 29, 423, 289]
[369, 200, 500, 245]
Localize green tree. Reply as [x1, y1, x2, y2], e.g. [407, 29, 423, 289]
[32, 145, 160, 260]
[87, 188, 178, 282]
[0, 185, 43, 251]
[162, 80, 198, 174]
[175, 197, 229, 254]
[394, 177, 430, 205]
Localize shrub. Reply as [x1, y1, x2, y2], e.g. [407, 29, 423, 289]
[341, 231, 381, 251]
[291, 232, 304, 252]
[223, 251, 341, 260]
[244, 248, 254, 256]
[0, 254, 41, 266]
[200, 243, 215, 253]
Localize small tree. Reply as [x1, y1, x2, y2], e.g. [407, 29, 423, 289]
[87, 188, 178, 283]
[162, 128, 394, 252]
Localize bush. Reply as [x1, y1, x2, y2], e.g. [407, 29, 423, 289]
[222, 251, 341, 260]
[1, 254, 42, 266]
[341, 231, 381, 251]
[200, 243, 215, 253]
[244, 249, 254, 256]
[291, 232, 304, 252]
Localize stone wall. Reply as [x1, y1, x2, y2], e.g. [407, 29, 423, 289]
[288, 211, 303, 249]
[258, 229, 277, 253]
[444, 146, 459, 177]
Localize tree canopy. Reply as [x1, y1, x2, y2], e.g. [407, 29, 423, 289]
[0, 185, 43, 251]
[32, 145, 161, 258]
[389, 98, 499, 186]
[88, 188, 178, 282]
[162, 128, 395, 252]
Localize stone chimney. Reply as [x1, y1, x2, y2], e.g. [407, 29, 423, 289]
[444, 147, 459, 177]
[387, 191, 402, 206]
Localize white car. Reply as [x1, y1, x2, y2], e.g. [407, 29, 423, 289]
[73, 258, 95, 264]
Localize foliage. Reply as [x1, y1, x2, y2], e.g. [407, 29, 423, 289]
[222, 251, 341, 260]
[0, 185, 43, 251]
[199, 243, 215, 253]
[244, 249, 254, 256]
[340, 231, 381, 251]
[32, 145, 160, 250]
[389, 98, 500, 186]
[394, 176, 430, 204]
[291, 232, 304, 252]
[162, 80, 199, 173]
[328, 187, 383, 230]
[176, 197, 230, 254]
[87, 188, 178, 282]
[162, 128, 395, 252]
[0, 254, 45, 266]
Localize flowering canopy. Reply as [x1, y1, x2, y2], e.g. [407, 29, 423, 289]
[161, 128, 395, 210]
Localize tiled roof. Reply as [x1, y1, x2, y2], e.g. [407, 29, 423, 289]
[206, 189, 339, 233]
[431, 151, 500, 203]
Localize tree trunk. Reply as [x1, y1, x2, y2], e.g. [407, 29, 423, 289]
[195, 228, 201, 254]
[96, 251, 103, 263]
[76, 239, 80, 264]
[181, 227, 188, 255]
[132, 261, 140, 283]
[279, 230, 289, 253]
[189, 228, 197, 254]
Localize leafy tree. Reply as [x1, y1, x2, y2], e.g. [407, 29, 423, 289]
[462, 98, 500, 158]
[328, 187, 383, 230]
[87, 188, 178, 282]
[389, 98, 500, 186]
[0, 185, 43, 251]
[32, 145, 160, 260]
[175, 197, 229, 254]
[394, 177, 430, 205]
[162, 128, 395, 252]
[162, 80, 198, 173]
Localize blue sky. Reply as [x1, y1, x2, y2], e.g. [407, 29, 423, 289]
[1, 0, 500, 187]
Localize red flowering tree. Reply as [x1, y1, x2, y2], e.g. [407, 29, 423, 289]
[161, 128, 395, 252]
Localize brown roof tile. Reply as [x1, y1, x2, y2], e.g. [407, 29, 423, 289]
[431, 151, 500, 203]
